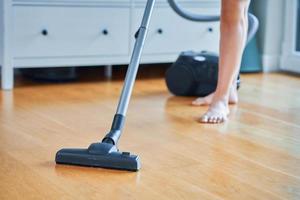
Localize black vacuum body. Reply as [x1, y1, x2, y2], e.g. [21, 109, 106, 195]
[166, 51, 219, 97]
[165, 51, 240, 97]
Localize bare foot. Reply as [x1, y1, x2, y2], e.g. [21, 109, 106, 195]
[199, 98, 229, 123]
[192, 85, 238, 106]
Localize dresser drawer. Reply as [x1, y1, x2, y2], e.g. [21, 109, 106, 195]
[132, 6, 220, 55]
[13, 6, 130, 58]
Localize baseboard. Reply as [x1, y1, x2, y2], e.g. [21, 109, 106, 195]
[261, 54, 280, 72]
[280, 54, 300, 73]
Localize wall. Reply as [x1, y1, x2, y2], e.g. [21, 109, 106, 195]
[0, 1, 3, 66]
[252, 0, 285, 72]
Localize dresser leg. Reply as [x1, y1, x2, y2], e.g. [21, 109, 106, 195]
[1, 64, 14, 90]
[104, 65, 113, 79]
[1, 0, 14, 90]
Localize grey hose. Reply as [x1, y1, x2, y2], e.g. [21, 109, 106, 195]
[246, 13, 259, 43]
[167, 0, 220, 22]
[167, 0, 259, 43]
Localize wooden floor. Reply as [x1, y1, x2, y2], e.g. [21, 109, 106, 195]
[0, 72, 299, 200]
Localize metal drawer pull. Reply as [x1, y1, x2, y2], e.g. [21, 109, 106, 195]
[41, 29, 48, 36]
[102, 29, 109, 35]
[157, 28, 163, 34]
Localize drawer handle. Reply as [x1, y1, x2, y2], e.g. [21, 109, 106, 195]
[207, 27, 214, 33]
[157, 28, 163, 34]
[41, 29, 48, 36]
[102, 29, 109, 35]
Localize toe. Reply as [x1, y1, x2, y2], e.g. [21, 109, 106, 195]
[210, 117, 216, 123]
[192, 101, 201, 106]
[208, 116, 215, 123]
[214, 116, 220, 123]
[192, 98, 205, 106]
[216, 117, 222, 123]
[217, 115, 227, 123]
[200, 115, 209, 123]
[214, 117, 220, 123]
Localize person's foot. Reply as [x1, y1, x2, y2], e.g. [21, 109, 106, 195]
[192, 85, 238, 106]
[199, 98, 230, 123]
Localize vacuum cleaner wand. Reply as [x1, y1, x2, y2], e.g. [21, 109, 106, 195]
[55, 0, 156, 171]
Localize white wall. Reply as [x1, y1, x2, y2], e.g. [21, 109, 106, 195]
[252, 0, 285, 72]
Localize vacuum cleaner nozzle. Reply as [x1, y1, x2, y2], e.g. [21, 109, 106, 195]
[55, 142, 140, 171]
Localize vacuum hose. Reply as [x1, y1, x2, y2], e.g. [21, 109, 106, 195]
[167, 0, 220, 22]
[167, 0, 259, 43]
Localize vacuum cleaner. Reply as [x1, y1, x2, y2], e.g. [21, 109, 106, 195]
[166, 51, 228, 97]
[55, 0, 259, 171]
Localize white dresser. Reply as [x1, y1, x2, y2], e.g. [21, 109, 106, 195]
[0, 0, 220, 89]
